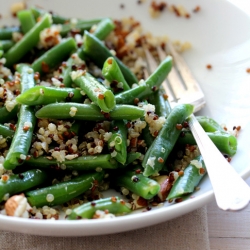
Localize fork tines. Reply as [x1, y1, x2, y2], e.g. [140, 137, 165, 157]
[144, 42, 206, 113]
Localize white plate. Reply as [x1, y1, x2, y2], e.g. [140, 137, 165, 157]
[0, 0, 250, 236]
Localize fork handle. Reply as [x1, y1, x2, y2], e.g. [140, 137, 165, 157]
[188, 114, 250, 211]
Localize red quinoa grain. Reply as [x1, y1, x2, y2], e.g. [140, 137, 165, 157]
[193, 6, 200, 12]
[175, 124, 183, 130]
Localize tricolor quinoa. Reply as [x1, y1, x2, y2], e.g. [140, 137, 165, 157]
[0, 5, 239, 220]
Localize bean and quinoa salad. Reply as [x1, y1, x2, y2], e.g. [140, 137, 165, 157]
[0, 6, 239, 220]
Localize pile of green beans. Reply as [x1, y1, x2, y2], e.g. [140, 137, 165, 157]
[0, 7, 238, 220]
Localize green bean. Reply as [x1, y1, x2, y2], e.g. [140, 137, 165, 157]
[125, 152, 141, 166]
[146, 56, 172, 88]
[16, 86, 84, 106]
[177, 131, 237, 156]
[72, 72, 115, 112]
[115, 57, 172, 105]
[16, 64, 36, 92]
[0, 124, 14, 139]
[108, 120, 127, 165]
[0, 26, 20, 40]
[167, 155, 207, 200]
[141, 124, 155, 147]
[32, 37, 77, 74]
[102, 57, 130, 91]
[92, 18, 115, 40]
[115, 84, 152, 104]
[4, 65, 36, 170]
[30, 7, 70, 24]
[0, 105, 18, 124]
[26, 171, 104, 207]
[0, 169, 48, 202]
[58, 49, 81, 87]
[0, 40, 15, 52]
[68, 121, 81, 135]
[68, 196, 131, 220]
[35, 103, 145, 121]
[109, 104, 145, 120]
[60, 19, 103, 37]
[196, 116, 225, 132]
[3, 106, 36, 170]
[149, 88, 171, 117]
[113, 167, 160, 200]
[83, 31, 138, 86]
[5, 13, 51, 67]
[17, 9, 36, 34]
[24, 154, 118, 171]
[142, 104, 194, 177]
[59, 17, 112, 88]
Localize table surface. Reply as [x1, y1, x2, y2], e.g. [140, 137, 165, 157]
[207, 177, 250, 250]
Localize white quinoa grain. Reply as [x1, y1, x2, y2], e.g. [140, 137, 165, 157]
[46, 194, 54, 203]
[48, 123, 57, 132]
[69, 107, 77, 117]
[95, 167, 102, 172]
[65, 209, 72, 216]
[190, 159, 202, 169]
[111, 150, 117, 158]
[147, 156, 156, 169]
[19, 154, 26, 160]
[24, 121, 32, 129]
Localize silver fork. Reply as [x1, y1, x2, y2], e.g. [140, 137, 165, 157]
[144, 43, 250, 211]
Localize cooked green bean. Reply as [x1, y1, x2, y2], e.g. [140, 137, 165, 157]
[142, 89, 171, 147]
[0, 124, 14, 139]
[0, 40, 14, 52]
[177, 130, 237, 156]
[16, 86, 84, 106]
[113, 167, 160, 199]
[149, 88, 171, 117]
[68, 196, 131, 219]
[83, 30, 138, 86]
[5, 13, 51, 67]
[115, 84, 152, 104]
[3, 106, 35, 169]
[0, 105, 18, 124]
[142, 124, 155, 147]
[24, 154, 118, 170]
[59, 19, 112, 88]
[142, 104, 194, 177]
[0, 169, 48, 202]
[146, 56, 172, 88]
[16, 64, 36, 92]
[102, 57, 130, 91]
[17, 9, 36, 34]
[30, 7, 69, 24]
[167, 155, 206, 200]
[115, 57, 172, 105]
[35, 103, 145, 121]
[72, 71, 115, 112]
[58, 50, 82, 87]
[60, 19, 103, 37]
[108, 120, 127, 165]
[196, 116, 225, 132]
[3, 65, 36, 170]
[125, 152, 142, 166]
[92, 18, 115, 40]
[32, 37, 77, 73]
[26, 171, 104, 207]
[0, 26, 20, 40]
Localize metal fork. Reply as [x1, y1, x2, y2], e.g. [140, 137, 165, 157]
[144, 43, 250, 211]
